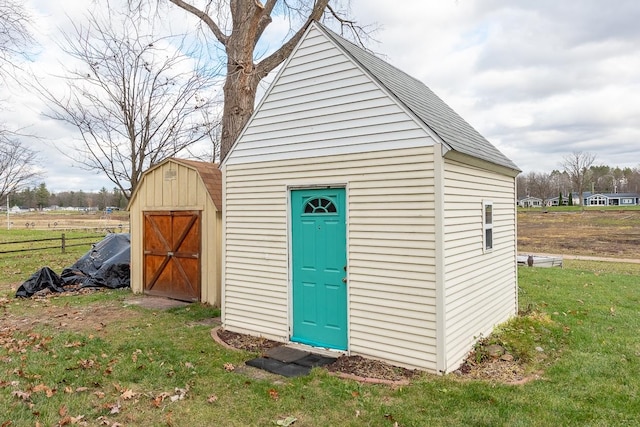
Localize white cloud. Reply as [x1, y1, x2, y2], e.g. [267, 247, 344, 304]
[2, 0, 639, 195]
[347, 0, 640, 172]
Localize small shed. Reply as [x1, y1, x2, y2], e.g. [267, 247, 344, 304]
[220, 22, 521, 373]
[128, 158, 222, 305]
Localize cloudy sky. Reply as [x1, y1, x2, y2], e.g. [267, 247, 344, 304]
[6, 0, 640, 192]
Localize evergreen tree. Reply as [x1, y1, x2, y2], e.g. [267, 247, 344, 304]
[35, 183, 50, 210]
[558, 192, 563, 206]
[568, 193, 574, 206]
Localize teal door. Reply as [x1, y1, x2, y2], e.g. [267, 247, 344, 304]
[291, 188, 347, 350]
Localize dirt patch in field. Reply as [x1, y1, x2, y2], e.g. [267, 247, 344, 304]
[518, 210, 640, 259]
[0, 291, 137, 335]
[7, 212, 129, 231]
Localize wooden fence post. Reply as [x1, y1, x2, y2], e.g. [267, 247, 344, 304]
[61, 233, 66, 253]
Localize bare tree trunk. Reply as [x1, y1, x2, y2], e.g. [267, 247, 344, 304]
[219, 1, 264, 159]
[168, 0, 336, 161]
[562, 151, 596, 205]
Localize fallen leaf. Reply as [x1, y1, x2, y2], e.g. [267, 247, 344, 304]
[59, 405, 68, 417]
[64, 341, 83, 348]
[96, 416, 109, 425]
[170, 387, 188, 402]
[223, 363, 235, 371]
[58, 416, 71, 426]
[78, 359, 96, 369]
[207, 394, 218, 403]
[120, 389, 135, 400]
[268, 389, 279, 401]
[274, 416, 297, 426]
[184, 362, 194, 369]
[103, 401, 121, 415]
[70, 415, 85, 424]
[76, 387, 89, 392]
[11, 390, 30, 401]
[93, 391, 106, 399]
[32, 383, 49, 393]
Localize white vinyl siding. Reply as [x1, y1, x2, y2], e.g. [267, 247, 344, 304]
[223, 146, 438, 371]
[226, 26, 431, 165]
[442, 159, 517, 371]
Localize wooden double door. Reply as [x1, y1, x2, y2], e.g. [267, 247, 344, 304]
[143, 210, 201, 301]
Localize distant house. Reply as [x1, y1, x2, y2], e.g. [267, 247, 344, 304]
[547, 193, 577, 206]
[582, 192, 640, 206]
[220, 22, 520, 374]
[518, 196, 543, 208]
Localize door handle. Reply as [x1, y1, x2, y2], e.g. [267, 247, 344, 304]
[342, 277, 347, 283]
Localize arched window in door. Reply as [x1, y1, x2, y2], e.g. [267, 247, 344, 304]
[304, 197, 337, 214]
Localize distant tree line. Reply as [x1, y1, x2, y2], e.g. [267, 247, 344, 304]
[518, 152, 640, 203]
[3, 183, 127, 211]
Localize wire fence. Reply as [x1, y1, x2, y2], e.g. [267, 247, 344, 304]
[0, 234, 101, 255]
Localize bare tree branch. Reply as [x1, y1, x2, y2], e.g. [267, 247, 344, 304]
[169, 0, 229, 45]
[151, 0, 373, 161]
[254, 0, 329, 78]
[562, 151, 596, 205]
[0, 130, 43, 202]
[0, 0, 35, 82]
[34, 8, 223, 200]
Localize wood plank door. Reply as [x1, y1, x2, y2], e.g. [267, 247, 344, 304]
[143, 210, 201, 301]
[290, 188, 347, 350]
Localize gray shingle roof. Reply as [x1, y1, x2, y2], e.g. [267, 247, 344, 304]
[317, 23, 520, 172]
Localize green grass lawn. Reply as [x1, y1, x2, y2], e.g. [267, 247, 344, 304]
[1, 258, 639, 425]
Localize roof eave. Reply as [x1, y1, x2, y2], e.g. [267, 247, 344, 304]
[444, 150, 521, 178]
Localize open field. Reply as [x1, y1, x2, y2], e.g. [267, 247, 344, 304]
[518, 208, 640, 259]
[2, 211, 130, 233]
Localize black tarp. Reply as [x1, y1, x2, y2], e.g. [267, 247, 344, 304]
[16, 233, 131, 298]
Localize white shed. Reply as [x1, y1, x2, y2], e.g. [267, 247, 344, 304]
[220, 22, 520, 373]
[128, 158, 222, 305]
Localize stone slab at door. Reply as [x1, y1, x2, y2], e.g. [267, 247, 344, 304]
[143, 210, 201, 302]
[290, 188, 347, 350]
